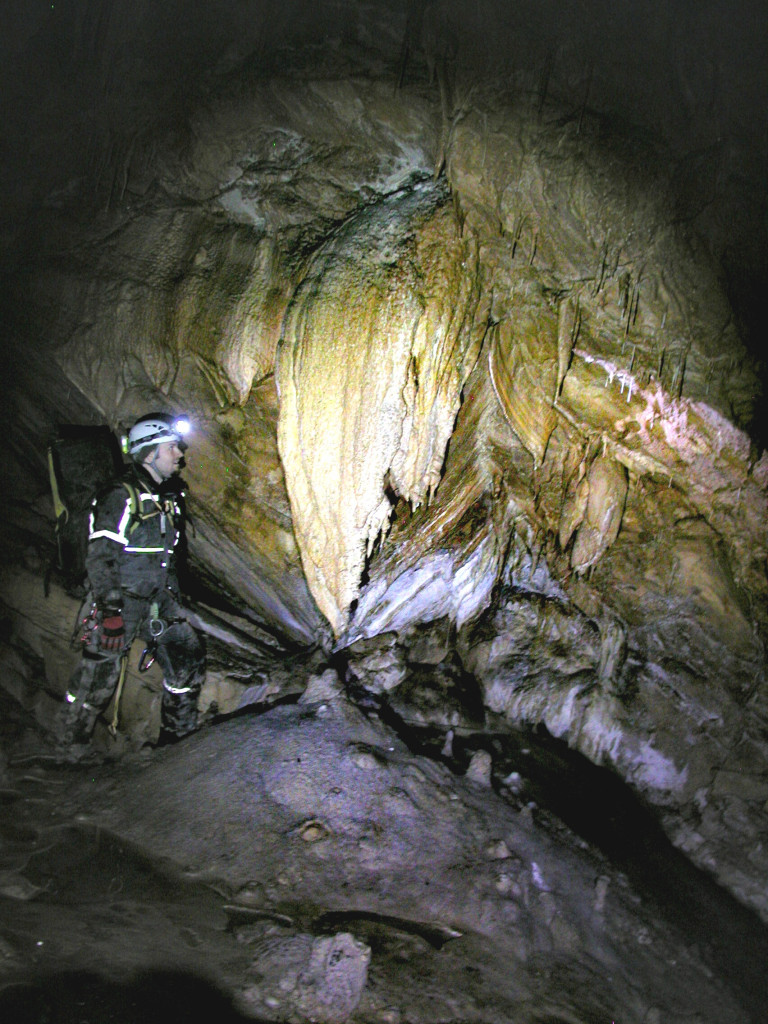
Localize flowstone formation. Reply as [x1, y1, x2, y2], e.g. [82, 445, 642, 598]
[277, 184, 485, 635]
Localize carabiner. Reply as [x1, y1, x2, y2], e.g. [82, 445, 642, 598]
[138, 646, 156, 672]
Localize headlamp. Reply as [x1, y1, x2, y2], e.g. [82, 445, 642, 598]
[124, 414, 193, 457]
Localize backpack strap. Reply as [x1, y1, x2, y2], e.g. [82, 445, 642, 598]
[48, 447, 68, 522]
[46, 447, 68, 597]
[122, 478, 168, 533]
[122, 479, 141, 534]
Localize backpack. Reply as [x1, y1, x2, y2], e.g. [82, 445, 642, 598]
[46, 425, 127, 597]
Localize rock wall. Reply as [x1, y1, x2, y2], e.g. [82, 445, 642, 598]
[2, 59, 768, 924]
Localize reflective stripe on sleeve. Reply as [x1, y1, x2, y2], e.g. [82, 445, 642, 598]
[90, 529, 129, 545]
[89, 494, 134, 545]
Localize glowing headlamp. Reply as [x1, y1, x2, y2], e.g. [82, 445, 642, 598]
[122, 414, 193, 457]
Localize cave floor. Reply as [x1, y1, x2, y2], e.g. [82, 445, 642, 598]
[0, 684, 766, 1024]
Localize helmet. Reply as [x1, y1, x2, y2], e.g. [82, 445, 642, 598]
[125, 414, 191, 458]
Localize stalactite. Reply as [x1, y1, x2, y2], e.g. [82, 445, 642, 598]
[277, 189, 485, 635]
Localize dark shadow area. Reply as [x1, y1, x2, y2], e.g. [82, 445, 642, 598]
[182, 564, 306, 655]
[373, 699, 768, 1023]
[722, 268, 768, 452]
[0, 969, 269, 1024]
[315, 910, 459, 951]
[16, 822, 207, 906]
[0, 805, 261, 1018]
[211, 688, 304, 723]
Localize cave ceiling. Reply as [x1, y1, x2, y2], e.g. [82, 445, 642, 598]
[2, 0, 768, 956]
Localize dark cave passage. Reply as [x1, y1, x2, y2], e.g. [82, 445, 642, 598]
[371, 699, 768, 1022]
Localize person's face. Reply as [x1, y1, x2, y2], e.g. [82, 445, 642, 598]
[144, 441, 185, 482]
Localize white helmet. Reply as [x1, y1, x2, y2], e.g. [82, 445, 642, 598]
[126, 414, 190, 458]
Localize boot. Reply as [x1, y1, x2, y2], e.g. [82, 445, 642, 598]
[159, 681, 200, 742]
[53, 695, 99, 754]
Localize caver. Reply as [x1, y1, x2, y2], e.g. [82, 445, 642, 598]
[56, 413, 205, 756]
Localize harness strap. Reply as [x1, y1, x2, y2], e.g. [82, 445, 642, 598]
[108, 654, 129, 737]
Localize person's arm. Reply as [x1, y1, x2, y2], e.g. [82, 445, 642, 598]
[85, 485, 130, 610]
[166, 485, 187, 598]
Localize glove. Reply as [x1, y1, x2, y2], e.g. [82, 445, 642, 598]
[98, 591, 125, 651]
[100, 614, 125, 651]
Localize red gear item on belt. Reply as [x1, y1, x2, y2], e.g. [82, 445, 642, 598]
[100, 615, 125, 651]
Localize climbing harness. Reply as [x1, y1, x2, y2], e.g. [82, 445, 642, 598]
[89, 480, 178, 546]
[149, 602, 165, 639]
[111, 602, 171, 733]
[73, 600, 100, 649]
[138, 601, 169, 673]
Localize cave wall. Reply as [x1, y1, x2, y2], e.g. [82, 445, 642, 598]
[2, 0, 768, 924]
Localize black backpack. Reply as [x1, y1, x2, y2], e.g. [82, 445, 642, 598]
[46, 425, 125, 596]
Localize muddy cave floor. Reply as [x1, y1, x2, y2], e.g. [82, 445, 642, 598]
[1, 676, 768, 1024]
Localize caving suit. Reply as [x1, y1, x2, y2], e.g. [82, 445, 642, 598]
[59, 466, 205, 747]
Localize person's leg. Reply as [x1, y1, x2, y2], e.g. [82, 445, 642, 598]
[152, 599, 205, 742]
[56, 649, 122, 750]
[55, 597, 142, 753]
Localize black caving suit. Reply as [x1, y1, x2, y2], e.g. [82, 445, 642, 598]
[59, 464, 205, 748]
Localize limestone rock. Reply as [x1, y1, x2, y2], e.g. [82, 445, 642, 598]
[1, 23, 767, 950]
[488, 286, 559, 467]
[292, 932, 371, 1024]
[466, 749, 493, 786]
[569, 455, 628, 574]
[300, 668, 345, 706]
